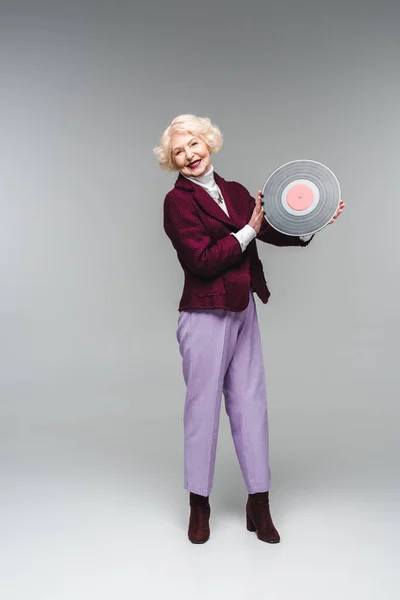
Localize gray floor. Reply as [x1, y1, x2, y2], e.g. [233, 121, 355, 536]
[1, 415, 398, 600]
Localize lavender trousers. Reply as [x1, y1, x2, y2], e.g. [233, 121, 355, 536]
[176, 289, 270, 497]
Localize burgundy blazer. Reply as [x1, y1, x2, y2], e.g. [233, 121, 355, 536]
[163, 171, 313, 312]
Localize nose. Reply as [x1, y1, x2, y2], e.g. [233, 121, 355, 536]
[185, 148, 194, 162]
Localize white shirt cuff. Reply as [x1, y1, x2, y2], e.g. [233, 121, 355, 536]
[230, 225, 257, 252]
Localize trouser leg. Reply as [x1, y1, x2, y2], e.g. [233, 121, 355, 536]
[177, 308, 239, 496]
[223, 294, 270, 493]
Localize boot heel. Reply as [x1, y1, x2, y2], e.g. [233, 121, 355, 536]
[246, 514, 256, 532]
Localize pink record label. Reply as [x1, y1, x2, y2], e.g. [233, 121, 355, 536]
[286, 184, 314, 211]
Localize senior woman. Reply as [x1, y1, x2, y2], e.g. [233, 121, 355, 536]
[154, 114, 344, 545]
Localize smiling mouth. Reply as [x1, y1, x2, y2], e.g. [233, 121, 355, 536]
[187, 159, 201, 169]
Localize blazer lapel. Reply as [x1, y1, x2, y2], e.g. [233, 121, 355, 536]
[174, 172, 244, 229]
[214, 173, 248, 229]
[193, 185, 235, 228]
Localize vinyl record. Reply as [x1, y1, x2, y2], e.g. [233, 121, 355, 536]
[261, 159, 341, 236]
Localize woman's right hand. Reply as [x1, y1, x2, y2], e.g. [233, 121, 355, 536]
[248, 190, 265, 234]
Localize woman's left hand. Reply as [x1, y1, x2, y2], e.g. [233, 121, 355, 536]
[329, 200, 345, 224]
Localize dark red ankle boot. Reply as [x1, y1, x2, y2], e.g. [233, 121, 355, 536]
[246, 491, 280, 543]
[188, 492, 210, 544]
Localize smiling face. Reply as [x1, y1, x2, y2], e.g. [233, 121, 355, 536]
[171, 131, 211, 177]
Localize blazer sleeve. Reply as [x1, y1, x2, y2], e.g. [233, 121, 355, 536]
[163, 193, 244, 279]
[239, 184, 314, 248]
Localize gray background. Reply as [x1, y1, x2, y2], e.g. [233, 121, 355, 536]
[0, 0, 398, 598]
